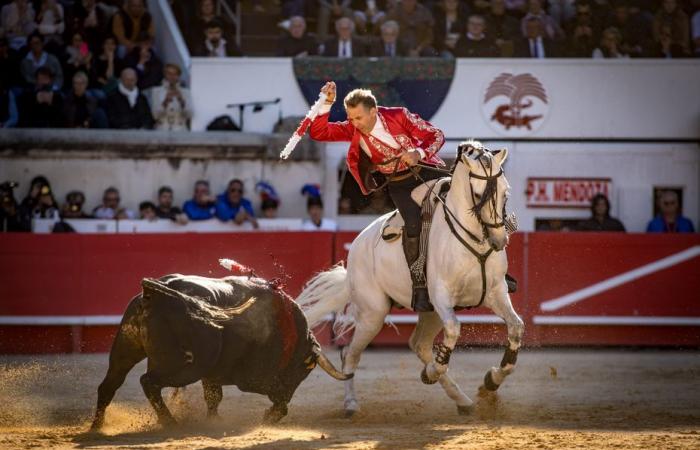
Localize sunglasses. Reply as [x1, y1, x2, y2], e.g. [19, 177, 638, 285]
[228, 188, 242, 193]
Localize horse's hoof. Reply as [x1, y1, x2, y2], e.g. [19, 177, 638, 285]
[457, 404, 474, 416]
[421, 367, 438, 385]
[344, 408, 356, 419]
[482, 370, 500, 392]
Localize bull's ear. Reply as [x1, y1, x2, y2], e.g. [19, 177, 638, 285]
[492, 147, 508, 166]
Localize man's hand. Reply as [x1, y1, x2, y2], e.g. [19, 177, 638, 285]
[400, 149, 421, 166]
[321, 81, 336, 103]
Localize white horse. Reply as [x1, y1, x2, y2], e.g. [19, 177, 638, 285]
[297, 141, 524, 416]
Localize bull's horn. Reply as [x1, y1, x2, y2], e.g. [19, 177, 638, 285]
[313, 348, 353, 381]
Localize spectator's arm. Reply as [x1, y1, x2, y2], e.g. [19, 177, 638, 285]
[243, 200, 255, 218]
[3, 90, 18, 128]
[20, 58, 35, 85]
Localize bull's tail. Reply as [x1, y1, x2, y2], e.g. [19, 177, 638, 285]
[296, 265, 352, 333]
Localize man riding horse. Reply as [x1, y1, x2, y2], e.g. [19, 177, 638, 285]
[309, 81, 444, 312]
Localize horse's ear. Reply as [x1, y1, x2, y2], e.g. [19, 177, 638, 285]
[492, 147, 508, 166]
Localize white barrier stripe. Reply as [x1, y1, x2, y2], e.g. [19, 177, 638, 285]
[540, 246, 700, 312]
[386, 314, 503, 324]
[533, 316, 700, 326]
[0, 316, 123, 326]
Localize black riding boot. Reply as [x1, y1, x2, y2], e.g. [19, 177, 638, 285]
[402, 233, 433, 312]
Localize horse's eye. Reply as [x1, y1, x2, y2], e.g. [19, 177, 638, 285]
[474, 193, 482, 200]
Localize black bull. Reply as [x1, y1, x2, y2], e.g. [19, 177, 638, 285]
[91, 274, 350, 429]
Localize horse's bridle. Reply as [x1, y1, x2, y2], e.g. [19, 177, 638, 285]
[467, 159, 506, 236]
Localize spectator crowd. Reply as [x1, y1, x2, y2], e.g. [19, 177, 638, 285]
[1, 0, 192, 130]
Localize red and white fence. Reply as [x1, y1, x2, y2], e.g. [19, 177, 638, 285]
[0, 232, 698, 353]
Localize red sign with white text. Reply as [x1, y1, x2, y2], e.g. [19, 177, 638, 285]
[526, 177, 612, 208]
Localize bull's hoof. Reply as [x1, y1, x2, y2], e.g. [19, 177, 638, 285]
[457, 404, 474, 416]
[263, 407, 286, 424]
[421, 367, 438, 385]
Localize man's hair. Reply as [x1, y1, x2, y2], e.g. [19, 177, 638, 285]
[228, 178, 244, 189]
[73, 71, 89, 84]
[158, 186, 173, 196]
[194, 180, 209, 188]
[164, 63, 182, 75]
[36, 66, 54, 79]
[381, 20, 400, 34]
[139, 201, 156, 211]
[205, 18, 224, 31]
[344, 89, 377, 110]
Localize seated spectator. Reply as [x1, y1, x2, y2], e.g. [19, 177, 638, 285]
[486, 0, 520, 57]
[261, 198, 279, 218]
[112, 0, 155, 57]
[106, 67, 154, 129]
[36, 0, 65, 52]
[276, 16, 318, 57]
[151, 63, 192, 131]
[651, 23, 687, 58]
[91, 36, 124, 94]
[0, 78, 19, 128]
[63, 32, 93, 89]
[255, 181, 280, 218]
[215, 179, 258, 228]
[338, 197, 353, 214]
[592, 27, 629, 58]
[20, 33, 63, 89]
[1, 0, 37, 51]
[605, 1, 651, 58]
[183, 180, 216, 220]
[155, 185, 187, 223]
[301, 187, 337, 231]
[520, 0, 563, 40]
[577, 194, 625, 232]
[317, 0, 353, 42]
[192, 18, 242, 57]
[322, 17, 367, 57]
[188, 0, 236, 51]
[93, 186, 135, 219]
[368, 20, 408, 57]
[386, 0, 436, 56]
[514, 17, 561, 57]
[71, 0, 112, 52]
[139, 200, 157, 220]
[564, 1, 599, 57]
[18, 175, 59, 221]
[61, 190, 92, 218]
[647, 190, 695, 233]
[0, 37, 21, 89]
[124, 40, 162, 90]
[352, 0, 387, 36]
[652, 0, 690, 56]
[433, 0, 468, 57]
[63, 71, 108, 128]
[19, 66, 64, 128]
[454, 14, 499, 57]
[0, 180, 29, 231]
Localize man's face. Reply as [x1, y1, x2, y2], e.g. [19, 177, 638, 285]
[345, 104, 377, 135]
[73, 76, 87, 96]
[577, 4, 592, 23]
[381, 26, 398, 44]
[593, 198, 607, 217]
[663, 0, 676, 13]
[127, 0, 144, 16]
[308, 205, 323, 223]
[121, 70, 137, 90]
[206, 27, 223, 44]
[660, 193, 679, 216]
[30, 37, 43, 54]
[227, 182, 243, 204]
[490, 0, 505, 14]
[158, 191, 173, 208]
[140, 207, 156, 220]
[467, 17, 485, 37]
[262, 207, 277, 218]
[194, 183, 210, 204]
[164, 66, 179, 85]
[201, 0, 215, 15]
[104, 191, 119, 209]
[528, 0, 543, 14]
[443, 0, 458, 13]
[36, 73, 52, 88]
[289, 18, 306, 39]
[103, 38, 116, 54]
[336, 20, 353, 41]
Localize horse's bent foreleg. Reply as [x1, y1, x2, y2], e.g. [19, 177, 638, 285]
[482, 292, 524, 392]
[423, 285, 461, 384]
[410, 312, 473, 413]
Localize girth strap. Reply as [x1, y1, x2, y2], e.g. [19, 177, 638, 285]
[442, 204, 493, 308]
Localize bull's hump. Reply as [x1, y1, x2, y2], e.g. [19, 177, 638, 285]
[161, 274, 237, 302]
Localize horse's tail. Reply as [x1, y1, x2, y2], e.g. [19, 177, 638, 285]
[296, 264, 352, 331]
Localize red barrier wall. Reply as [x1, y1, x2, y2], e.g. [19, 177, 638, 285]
[1, 232, 698, 352]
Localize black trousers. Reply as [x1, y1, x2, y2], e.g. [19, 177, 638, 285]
[387, 167, 444, 238]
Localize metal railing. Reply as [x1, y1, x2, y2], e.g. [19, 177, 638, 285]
[217, 0, 242, 48]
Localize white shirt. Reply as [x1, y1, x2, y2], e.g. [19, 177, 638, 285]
[338, 39, 352, 58]
[301, 218, 338, 231]
[205, 38, 227, 57]
[529, 37, 545, 58]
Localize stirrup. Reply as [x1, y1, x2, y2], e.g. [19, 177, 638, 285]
[411, 286, 433, 312]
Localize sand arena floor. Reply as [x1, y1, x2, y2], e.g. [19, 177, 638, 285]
[0, 348, 699, 449]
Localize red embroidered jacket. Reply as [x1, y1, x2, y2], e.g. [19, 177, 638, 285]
[309, 106, 445, 195]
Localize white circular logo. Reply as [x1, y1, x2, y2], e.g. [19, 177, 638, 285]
[482, 72, 549, 137]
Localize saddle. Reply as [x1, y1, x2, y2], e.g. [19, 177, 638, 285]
[381, 177, 451, 242]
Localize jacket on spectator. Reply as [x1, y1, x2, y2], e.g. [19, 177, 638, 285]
[106, 88, 154, 129]
[150, 81, 193, 131]
[646, 215, 695, 233]
[112, 7, 155, 47]
[453, 35, 499, 57]
[63, 91, 100, 128]
[20, 51, 64, 88]
[214, 193, 255, 222]
[514, 36, 562, 57]
[19, 87, 64, 128]
[321, 37, 368, 57]
[276, 33, 319, 57]
[124, 46, 163, 90]
[368, 38, 408, 57]
[182, 199, 216, 220]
